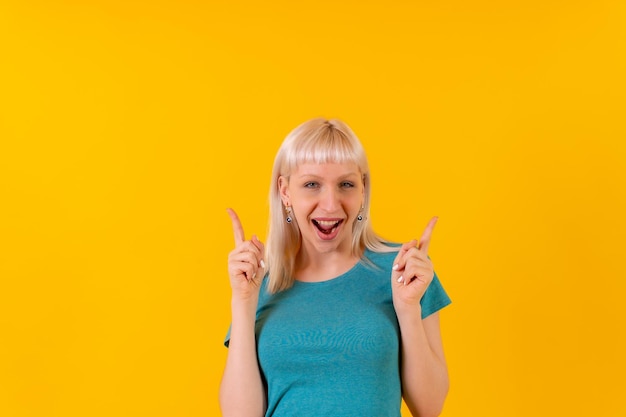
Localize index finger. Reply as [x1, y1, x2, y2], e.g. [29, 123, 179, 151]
[226, 208, 245, 245]
[418, 216, 438, 253]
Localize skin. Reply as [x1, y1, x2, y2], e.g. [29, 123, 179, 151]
[278, 162, 364, 282]
[391, 219, 450, 417]
[219, 208, 266, 417]
[220, 162, 449, 417]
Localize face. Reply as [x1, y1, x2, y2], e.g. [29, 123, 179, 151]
[279, 161, 364, 258]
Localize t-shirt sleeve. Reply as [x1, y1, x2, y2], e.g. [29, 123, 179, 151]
[224, 325, 231, 348]
[420, 270, 451, 319]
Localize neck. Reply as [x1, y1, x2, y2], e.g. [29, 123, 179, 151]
[294, 247, 360, 283]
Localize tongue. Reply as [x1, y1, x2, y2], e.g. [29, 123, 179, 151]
[313, 221, 341, 240]
[315, 221, 337, 234]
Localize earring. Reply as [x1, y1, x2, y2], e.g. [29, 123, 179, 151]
[285, 206, 293, 223]
[357, 206, 364, 222]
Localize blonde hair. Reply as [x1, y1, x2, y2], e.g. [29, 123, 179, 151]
[265, 118, 395, 293]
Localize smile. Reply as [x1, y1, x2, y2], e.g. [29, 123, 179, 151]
[312, 219, 343, 235]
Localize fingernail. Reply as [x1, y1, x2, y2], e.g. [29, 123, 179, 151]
[397, 276, 403, 283]
[252, 272, 256, 280]
[260, 260, 266, 269]
[392, 264, 399, 271]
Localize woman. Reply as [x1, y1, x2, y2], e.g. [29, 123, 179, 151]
[220, 118, 451, 417]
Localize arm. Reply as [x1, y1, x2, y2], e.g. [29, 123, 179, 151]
[219, 209, 266, 417]
[392, 217, 449, 417]
[219, 297, 266, 417]
[396, 310, 448, 417]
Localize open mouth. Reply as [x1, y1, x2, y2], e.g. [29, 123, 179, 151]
[312, 219, 343, 235]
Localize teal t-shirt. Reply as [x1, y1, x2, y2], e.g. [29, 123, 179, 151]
[225, 249, 451, 417]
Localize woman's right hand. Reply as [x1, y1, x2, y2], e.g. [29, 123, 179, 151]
[226, 208, 265, 302]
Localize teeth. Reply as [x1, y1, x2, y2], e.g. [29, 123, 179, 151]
[316, 220, 339, 227]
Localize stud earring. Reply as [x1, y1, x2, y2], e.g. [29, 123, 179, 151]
[285, 206, 293, 223]
[357, 206, 364, 222]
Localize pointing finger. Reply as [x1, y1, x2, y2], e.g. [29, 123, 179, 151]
[418, 216, 438, 253]
[226, 208, 245, 246]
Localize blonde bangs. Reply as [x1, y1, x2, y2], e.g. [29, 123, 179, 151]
[280, 119, 366, 176]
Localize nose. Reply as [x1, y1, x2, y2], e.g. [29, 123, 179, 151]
[319, 187, 340, 212]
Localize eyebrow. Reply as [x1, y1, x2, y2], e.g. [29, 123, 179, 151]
[295, 172, 361, 180]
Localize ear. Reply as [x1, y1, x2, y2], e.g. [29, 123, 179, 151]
[278, 175, 290, 205]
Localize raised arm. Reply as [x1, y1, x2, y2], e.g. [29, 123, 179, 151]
[219, 208, 267, 417]
[392, 217, 449, 417]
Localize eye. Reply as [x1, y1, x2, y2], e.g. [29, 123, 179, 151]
[341, 181, 355, 188]
[304, 181, 319, 188]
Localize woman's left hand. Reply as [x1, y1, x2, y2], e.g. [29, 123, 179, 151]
[391, 217, 438, 315]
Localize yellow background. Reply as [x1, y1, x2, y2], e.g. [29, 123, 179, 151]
[1, 1, 625, 416]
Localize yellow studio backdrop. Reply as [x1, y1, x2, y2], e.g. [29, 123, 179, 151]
[1, 1, 624, 416]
